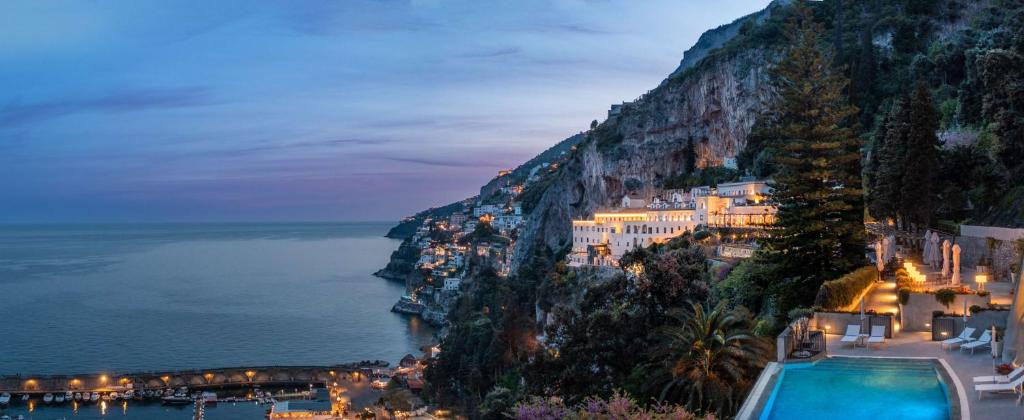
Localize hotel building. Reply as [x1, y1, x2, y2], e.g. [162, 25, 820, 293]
[568, 179, 776, 267]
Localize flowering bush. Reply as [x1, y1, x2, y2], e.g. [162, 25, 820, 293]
[513, 391, 716, 420]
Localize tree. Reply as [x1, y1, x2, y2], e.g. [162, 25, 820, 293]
[870, 98, 910, 223]
[761, 2, 866, 312]
[685, 137, 697, 174]
[644, 302, 769, 417]
[899, 81, 942, 227]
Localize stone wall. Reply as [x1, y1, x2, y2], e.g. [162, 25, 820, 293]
[900, 292, 990, 332]
[812, 312, 896, 338]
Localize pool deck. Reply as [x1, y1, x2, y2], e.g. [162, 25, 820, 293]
[827, 331, 1023, 420]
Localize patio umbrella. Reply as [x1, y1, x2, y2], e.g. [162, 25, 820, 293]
[887, 235, 897, 263]
[875, 240, 885, 275]
[860, 297, 866, 320]
[931, 232, 943, 268]
[952, 244, 962, 285]
[922, 230, 933, 265]
[963, 299, 968, 322]
[993, 325, 999, 360]
[942, 239, 951, 278]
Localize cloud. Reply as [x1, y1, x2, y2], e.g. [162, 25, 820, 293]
[0, 87, 214, 127]
[459, 46, 522, 59]
[380, 156, 502, 168]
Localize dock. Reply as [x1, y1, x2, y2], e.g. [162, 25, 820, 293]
[0, 361, 388, 395]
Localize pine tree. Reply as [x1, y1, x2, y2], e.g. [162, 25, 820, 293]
[899, 81, 942, 227]
[684, 136, 697, 174]
[763, 2, 866, 311]
[869, 98, 910, 223]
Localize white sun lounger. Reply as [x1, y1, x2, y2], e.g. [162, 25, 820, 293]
[866, 325, 886, 348]
[976, 373, 1024, 399]
[974, 365, 1024, 384]
[941, 327, 976, 350]
[960, 330, 991, 354]
[839, 325, 862, 347]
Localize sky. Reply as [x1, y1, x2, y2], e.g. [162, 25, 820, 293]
[0, 0, 770, 223]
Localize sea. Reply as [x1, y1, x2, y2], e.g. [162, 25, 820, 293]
[0, 222, 433, 419]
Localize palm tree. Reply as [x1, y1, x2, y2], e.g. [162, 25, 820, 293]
[645, 301, 769, 417]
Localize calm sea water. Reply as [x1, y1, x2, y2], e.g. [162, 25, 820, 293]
[0, 223, 432, 418]
[0, 223, 428, 415]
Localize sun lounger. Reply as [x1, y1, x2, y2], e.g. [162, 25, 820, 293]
[976, 374, 1024, 399]
[974, 365, 1024, 384]
[941, 327, 975, 350]
[866, 325, 886, 348]
[960, 330, 991, 354]
[839, 325, 862, 347]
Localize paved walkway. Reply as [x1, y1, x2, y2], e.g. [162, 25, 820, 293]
[827, 332, 1022, 419]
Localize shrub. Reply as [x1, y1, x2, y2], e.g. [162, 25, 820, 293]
[898, 288, 911, 305]
[970, 305, 984, 314]
[933, 310, 946, 318]
[814, 266, 876, 310]
[978, 290, 991, 297]
[934, 288, 958, 309]
[693, 230, 711, 241]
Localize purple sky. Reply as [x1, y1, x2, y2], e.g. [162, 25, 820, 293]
[0, 0, 770, 223]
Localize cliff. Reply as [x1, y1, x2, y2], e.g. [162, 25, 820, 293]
[509, 6, 784, 271]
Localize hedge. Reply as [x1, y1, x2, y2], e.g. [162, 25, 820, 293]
[814, 266, 877, 310]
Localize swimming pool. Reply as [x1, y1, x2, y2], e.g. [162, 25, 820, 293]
[760, 358, 954, 420]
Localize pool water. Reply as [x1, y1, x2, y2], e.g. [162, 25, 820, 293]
[762, 358, 950, 420]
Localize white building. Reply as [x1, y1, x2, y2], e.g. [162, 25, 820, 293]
[568, 179, 775, 267]
[473, 204, 502, 217]
[443, 277, 461, 291]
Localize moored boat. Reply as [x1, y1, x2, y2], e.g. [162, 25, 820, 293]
[0, 392, 11, 405]
[73, 392, 82, 401]
[161, 395, 192, 405]
[43, 393, 54, 404]
[90, 392, 100, 402]
[19, 394, 28, 402]
[108, 392, 119, 401]
[65, 391, 74, 401]
[55, 393, 65, 404]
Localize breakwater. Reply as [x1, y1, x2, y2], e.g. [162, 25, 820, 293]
[0, 361, 388, 394]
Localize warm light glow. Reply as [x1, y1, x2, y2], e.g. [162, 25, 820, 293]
[245, 370, 256, 379]
[100, 375, 108, 383]
[160, 376, 170, 384]
[204, 373, 214, 381]
[100, 400, 108, 415]
[825, 325, 831, 330]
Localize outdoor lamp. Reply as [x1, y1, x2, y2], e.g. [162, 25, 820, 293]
[975, 274, 988, 291]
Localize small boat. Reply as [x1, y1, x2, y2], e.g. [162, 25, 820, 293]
[161, 395, 192, 406]
[108, 392, 119, 401]
[90, 392, 100, 402]
[43, 393, 54, 404]
[20, 394, 29, 402]
[74, 392, 82, 401]
[123, 390, 134, 399]
[65, 391, 74, 401]
[55, 393, 65, 404]
[0, 392, 10, 405]
[200, 392, 217, 405]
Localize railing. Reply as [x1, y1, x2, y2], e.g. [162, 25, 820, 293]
[777, 327, 827, 362]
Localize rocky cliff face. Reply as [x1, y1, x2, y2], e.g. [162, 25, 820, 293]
[511, 45, 777, 271]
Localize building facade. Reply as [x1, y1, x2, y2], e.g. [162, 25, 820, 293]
[568, 179, 775, 267]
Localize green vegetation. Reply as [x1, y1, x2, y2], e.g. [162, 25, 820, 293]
[814, 267, 876, 310]
[645, 302, 769, 416]
[757, 3, 867, 317]
[512, 390, 715, 419]
[662, 167, 739, 190]
[934, 288, 958, 309]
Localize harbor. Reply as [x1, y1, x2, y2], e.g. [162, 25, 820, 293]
[0, 361, 400, 419]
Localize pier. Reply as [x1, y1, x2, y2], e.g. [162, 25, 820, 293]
[0, 362, 388, 395]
